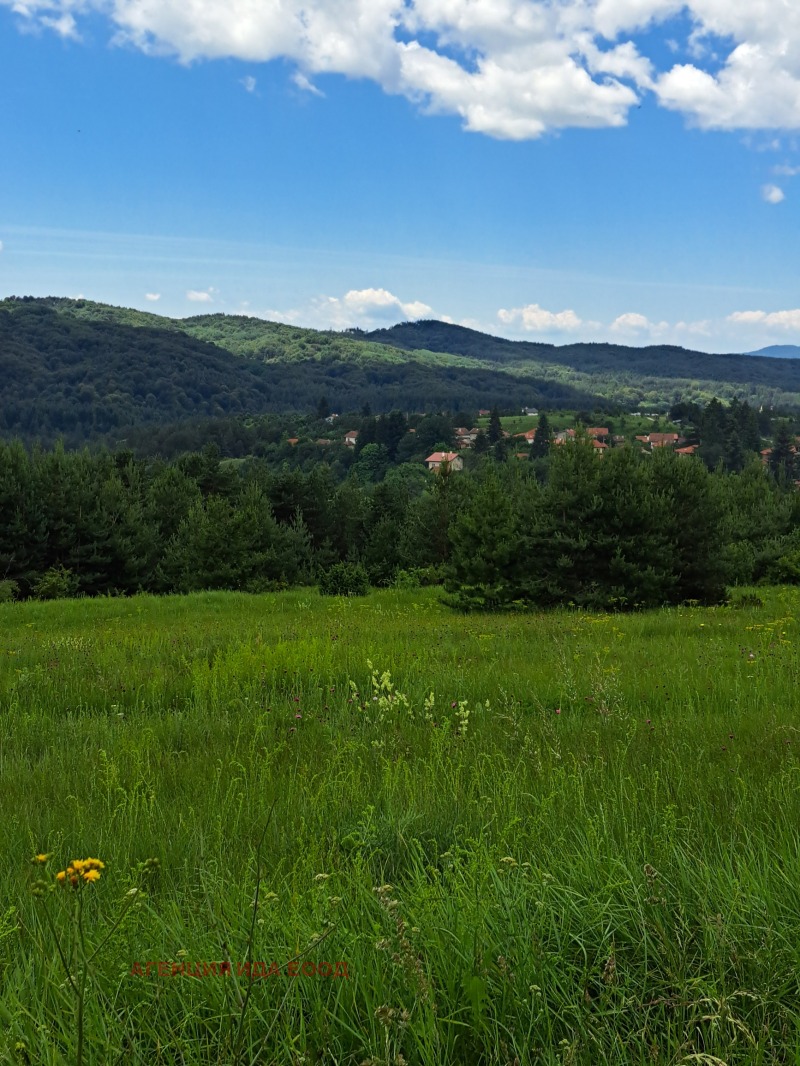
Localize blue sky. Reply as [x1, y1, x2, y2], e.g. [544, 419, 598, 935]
[2, 0, 800, 352]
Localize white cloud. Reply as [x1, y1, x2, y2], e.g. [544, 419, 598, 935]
[773, 164, 800, 175]
[186, 288, 216, 303]
[40, 12, 79, 39]
[293, 71, 325, 97]
[610, 311, 671, 337]
[0, 240, 4, 253]
[145, 292, 160, 301]
[761, 183, 785, 203]
[728, 308, 800, 331]
[498, 302, 583, 332]
[342, 287, 432, 320]
[7, 0, 800, 138]
[240, 75, 257, 93]
[265, 287, 433, 329]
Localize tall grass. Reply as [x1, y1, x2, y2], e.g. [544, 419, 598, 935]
[2, 587, 800, 1064]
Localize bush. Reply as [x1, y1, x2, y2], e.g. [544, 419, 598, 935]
[32, 565, 79, 601]
[318, 562, 370, 597]
[0, 579, 19, 603]
[729, 590, 764, 609]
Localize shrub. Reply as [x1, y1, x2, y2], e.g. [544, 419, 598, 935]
[0, 579, 19, 603]
[32, 565, 79, 601]
[318, 562, 370, 597]
[729, 590, 764, 609]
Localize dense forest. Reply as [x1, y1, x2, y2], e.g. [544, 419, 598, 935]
[3, 298, 800, 451]
[2, 433, 799, 608]
[0, 299, 598, 445]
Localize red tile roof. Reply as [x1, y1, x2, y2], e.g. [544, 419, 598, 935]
[426, 452, 459, 463]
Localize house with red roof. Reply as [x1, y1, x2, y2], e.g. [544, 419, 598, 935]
[425, 451, 464, 472]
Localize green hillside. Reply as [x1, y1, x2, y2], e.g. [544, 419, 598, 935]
[4, 297, 800, 449]
[366, 320, 800, 407]
[0, 298, 600, 445]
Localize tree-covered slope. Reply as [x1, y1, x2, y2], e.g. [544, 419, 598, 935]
[0, 298, 601, 445]
[4, 297, 800, 449]
[366, 320, 800, 402]
[0, 300, 280, 443]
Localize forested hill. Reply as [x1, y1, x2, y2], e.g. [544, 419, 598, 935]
[0, 298, 600, 445]
[365, 320, 800, 390]
[4, 296, 800, 449]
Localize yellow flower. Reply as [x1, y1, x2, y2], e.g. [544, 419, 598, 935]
[34, 853, 52, 864]
[84, 858, 105, 870]
[82, 869, 101, 883]
[56, 871, 66, 883]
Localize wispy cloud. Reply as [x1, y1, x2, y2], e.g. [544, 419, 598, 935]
[144, 292, 160, 301]
[292, 71, 324, 97]
[240, 75, 257, 93]
[186, 288, 216, 303]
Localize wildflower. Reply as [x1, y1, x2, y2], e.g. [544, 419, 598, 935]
[555, 708, 561, 715]
[33, 853, 52, 864]
[295, 713, 302, 719]
[83, 869, 101, 883]
[56, 871, 66, 883]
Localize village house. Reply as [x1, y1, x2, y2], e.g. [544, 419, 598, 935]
[648, 432, 680, 448]
[344, 430, 359, 447]
[554, 429, 576, 445]
[635, 432, 681, 449]
[287, 437, 299, 446]
[521, 406, 539, 416]
[425, 451, 464, 472]
[586, 427, 609, 439]
[514, 429, 538, 443]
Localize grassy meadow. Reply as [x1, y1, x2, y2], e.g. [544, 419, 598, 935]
[2, 587, 800, 1064]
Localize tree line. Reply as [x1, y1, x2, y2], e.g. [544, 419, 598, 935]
[1, 436, 799, 608]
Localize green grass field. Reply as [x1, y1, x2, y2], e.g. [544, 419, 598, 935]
[3, 588, 800, 1065]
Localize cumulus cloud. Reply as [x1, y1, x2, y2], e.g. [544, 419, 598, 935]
[8, 0, 800, 139]
[761, 183, 786, 203]
[728, 308, 800, 331]
[267, 287, 433, 329]
[186, 288, 216, 303]
[610, 311, 671, 336]
[498, 302, 583, 332]
[145, 292, 160, 301]
[342, 287, 432, 320]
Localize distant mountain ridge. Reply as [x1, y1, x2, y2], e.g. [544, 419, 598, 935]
[746, 345, 800, 359]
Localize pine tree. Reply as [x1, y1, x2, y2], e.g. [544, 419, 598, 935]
[530, 413, 551, 459]
[487, 407, 503, 445]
